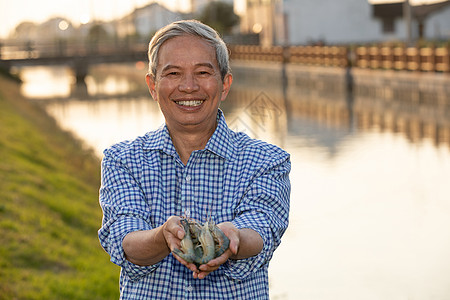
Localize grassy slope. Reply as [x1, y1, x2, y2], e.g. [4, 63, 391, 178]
[0, 75, 120, 299]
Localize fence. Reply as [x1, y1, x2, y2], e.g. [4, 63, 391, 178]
[354, 45, 449, 72]
[229, 44, 450, 73]
[1, 40, 449, 73]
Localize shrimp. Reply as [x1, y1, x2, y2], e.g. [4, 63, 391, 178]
[172, 218, 230, 265]
[210, 223, 230, 257]
[172, 218, 196, 263]
[194, 222, 216, 265]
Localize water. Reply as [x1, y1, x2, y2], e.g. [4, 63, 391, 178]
[18, 64, 450, 300]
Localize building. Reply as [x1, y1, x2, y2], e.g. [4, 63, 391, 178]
[373, 1, 450, 42]
[12, 18, 76, 42]
[237, 0, 287, 47]
[116, 3, 184, 40]
[235, 0, 450, 46]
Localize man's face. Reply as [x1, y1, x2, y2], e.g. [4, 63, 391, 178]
[146, 35, 232, 133]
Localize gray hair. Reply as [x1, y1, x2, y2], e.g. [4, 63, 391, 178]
[148, 20, 231, 81]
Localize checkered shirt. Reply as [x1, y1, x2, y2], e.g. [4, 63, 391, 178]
[98, 110, 291, 299]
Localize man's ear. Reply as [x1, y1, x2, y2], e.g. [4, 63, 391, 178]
[220, 73, 233, 102]
[146, 74, 157, 101]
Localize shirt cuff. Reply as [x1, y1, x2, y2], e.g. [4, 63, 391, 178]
[106, 216, 161, 281]
[224, 214, 274, 280]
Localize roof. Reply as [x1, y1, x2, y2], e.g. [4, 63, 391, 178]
[372, 0, 450, 19]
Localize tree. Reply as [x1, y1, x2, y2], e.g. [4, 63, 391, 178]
[88, 23, 109, 43]
[197, 1, 240, 35]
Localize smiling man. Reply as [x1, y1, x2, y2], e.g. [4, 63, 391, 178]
[98, 20, 291, 299]
[146, 32, 232, 165]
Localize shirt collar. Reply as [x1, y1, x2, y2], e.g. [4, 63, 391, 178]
[143, 109, 233, 160]
[204, 109, 233, 160]
[142, 124, 177, 156]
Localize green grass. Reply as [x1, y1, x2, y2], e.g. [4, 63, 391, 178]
[0, 75, 120, 299]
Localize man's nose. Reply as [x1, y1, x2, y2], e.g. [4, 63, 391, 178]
[178, 74, 199, 93]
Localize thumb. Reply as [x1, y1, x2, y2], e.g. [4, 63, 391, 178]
[176, 227, 185, 239]
[230, 238, 239, 255]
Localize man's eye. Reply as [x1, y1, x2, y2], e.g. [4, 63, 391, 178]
[163, 71, 180, 77]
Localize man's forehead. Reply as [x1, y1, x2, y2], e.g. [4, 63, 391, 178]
[157, 36, 219, 68]
[160, 34, 213, 50]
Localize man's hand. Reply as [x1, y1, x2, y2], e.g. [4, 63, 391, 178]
[174, 221, 263, 280]
[123, 216, 184, 266]
[191, 222, 240, 279]
[162, 216, 185, 251]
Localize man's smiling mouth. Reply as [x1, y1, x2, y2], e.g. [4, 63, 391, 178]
[175, 100, 204, 107]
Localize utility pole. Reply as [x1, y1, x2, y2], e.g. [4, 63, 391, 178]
[404, 0, 413, 46]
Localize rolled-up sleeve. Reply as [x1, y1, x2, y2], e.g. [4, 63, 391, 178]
[226, 153, 291, 280]
[98, 148, 160, 280]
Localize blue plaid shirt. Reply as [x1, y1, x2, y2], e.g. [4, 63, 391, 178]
[98, 110, 291, 299]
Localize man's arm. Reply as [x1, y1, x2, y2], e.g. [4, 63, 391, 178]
[220, 223, 263, 260]
[122, 216, 185, 266]
[189, 154, 290, 280]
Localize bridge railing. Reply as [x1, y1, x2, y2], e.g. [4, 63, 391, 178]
[228, 45, 285, 62]
[288, 45, 348, 67]
[354, 45, 450, 72]
[228, 44, 449, 73]
[1, 40, 449, 73]
[0, 40, 149, 60]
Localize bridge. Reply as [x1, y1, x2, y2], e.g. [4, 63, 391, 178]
[1, 40, 449, 83]
[0, 41, 149, 83]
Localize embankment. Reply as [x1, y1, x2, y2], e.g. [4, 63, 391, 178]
[0, 75, 119, 299]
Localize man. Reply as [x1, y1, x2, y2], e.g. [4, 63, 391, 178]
[99, 20, 291, 299]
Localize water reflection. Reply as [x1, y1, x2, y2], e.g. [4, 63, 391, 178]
[18, 64, 450, 300]
[18, 63, 149, 100]
[85, 63, 148, 96]
[44, 97, 164, 155]
[19, 65, 73, 98]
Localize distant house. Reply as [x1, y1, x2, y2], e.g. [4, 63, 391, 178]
[116, 3, 184, 40]
[236, 0, 450, 46]
[12, 22, 40, 41]
[13, 18, 76, 42]
[373, 1, 450, 41]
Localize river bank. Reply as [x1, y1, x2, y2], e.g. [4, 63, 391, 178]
[8, 62, 450, 299]
[0, 75, 119, 299]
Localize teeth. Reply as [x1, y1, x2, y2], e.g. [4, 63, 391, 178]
[175, 100, 204, 107]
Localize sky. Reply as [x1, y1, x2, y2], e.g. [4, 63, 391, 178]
[0, 0, 189, 38]
[0, 0, 446, 38]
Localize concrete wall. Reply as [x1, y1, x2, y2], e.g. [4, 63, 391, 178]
[424, 5, 450, 39]
[281, 0, 450, 45]
[230, 60, 450, 135]
[284, 0, 405, 45]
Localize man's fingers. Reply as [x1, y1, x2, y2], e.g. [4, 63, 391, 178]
[217, 222, 240, 257]
[162, 216, 184, 251]
[173, 253, 199, 273]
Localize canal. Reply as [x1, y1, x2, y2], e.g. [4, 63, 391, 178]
[18, 62, 450, 300]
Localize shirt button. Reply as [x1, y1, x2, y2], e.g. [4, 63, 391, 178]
[185, 175, 192, 182]
[186, 285, 193, 292]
